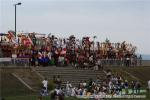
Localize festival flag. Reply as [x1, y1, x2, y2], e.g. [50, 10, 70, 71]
[28, 36, 33, 45]
[23, 36, 33, 46]
[7, 31, 16, 43]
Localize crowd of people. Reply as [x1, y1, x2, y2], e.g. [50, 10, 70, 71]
[40, 69, 143, 100]
[28, 34, 142, 67]
[0, 32, 142, 67]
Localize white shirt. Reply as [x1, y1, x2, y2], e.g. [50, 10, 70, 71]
[47, 52, 52, 60]
[83, 82, 87, 87]
[66, 83, 72, 91]
[148, 80, 150, 89]
[71, 88, 76, 96]
[42, 80, 48, 88]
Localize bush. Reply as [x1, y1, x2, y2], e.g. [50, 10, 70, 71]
[37, 81, 43, 90]
[48, 80, 55, 91]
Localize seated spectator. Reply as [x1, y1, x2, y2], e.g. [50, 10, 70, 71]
[50, 90, 57, 100]
[71, 87, 77, 96]
[83, 80, 87, 88]
[93, 64, 98, 71]
[106, 70, 112, 78]
[40, 87, 48, 96]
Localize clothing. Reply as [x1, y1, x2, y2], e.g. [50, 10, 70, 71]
[148, 80, 150, 90]
[42, 80, 48, 89]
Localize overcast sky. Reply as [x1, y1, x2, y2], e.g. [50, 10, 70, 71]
[0, 0, 150, 54]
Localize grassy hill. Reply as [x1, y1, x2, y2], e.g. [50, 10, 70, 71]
[105, 66, 150, 87]
[0, 68, 35, 97]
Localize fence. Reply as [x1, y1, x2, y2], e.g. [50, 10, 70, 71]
[100, 59, 142, 67]
[0, 58, 144, 67]
[0, 58, 30, 67]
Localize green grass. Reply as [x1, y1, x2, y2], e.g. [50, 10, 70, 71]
[105, 66, 150, 87]
[3, 93, 150, 100]
[123, 67, 150, 86]
[4, 96, 84, 100]
[0, 69, 35, 97]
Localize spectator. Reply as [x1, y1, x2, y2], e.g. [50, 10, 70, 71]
[135, 81, 141, 94]
[42, 78, 48, 92]
[124, 80, 129, 94]
[65, 81, 72, 96]
[131, 81, 136, 94]
[148, 80, 150, 93]
[83, 80, 87, 88]
[139, 55, 142, 66]
[56, 75, 62, 88]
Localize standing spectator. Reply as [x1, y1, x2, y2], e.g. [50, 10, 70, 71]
[124, 80, 129, 94]
[126, 56, 130, 67]
[148, 80, 150, 93]
[135, 81, 141, 94]
[42, 78, 48, 92]
[139, 55, 142, 66]
[56, 75, 62, 88]
[65, 81, 72, 96]
[97, 59, 103, 70]
[131, 81, 135, 94]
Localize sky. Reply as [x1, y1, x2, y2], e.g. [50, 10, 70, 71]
[0, 0, 150, 54]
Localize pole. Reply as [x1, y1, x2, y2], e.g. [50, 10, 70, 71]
[15, 5, 16, 37]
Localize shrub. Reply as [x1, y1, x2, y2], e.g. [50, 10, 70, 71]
[48, 80, 55, 91]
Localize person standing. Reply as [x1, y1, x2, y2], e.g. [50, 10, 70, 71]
[65, 81, 72, 96]
[135, 81, 141, 94]
[124, 80, 129, 94]
[148, 80, 150, 93]
[131, 81, 135, 94]
[139, 55, 142, 66]
[42, 78, 48, 92]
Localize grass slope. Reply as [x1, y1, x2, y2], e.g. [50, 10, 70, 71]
[0, 69, 35, 97]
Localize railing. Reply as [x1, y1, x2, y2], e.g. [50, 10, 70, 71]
[100, 59, 142, 67]
[0, 57, 30, 67]
[0, 58, 12, 66]
[0, 58, 144, 67]
[13, 58, 30, 67]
